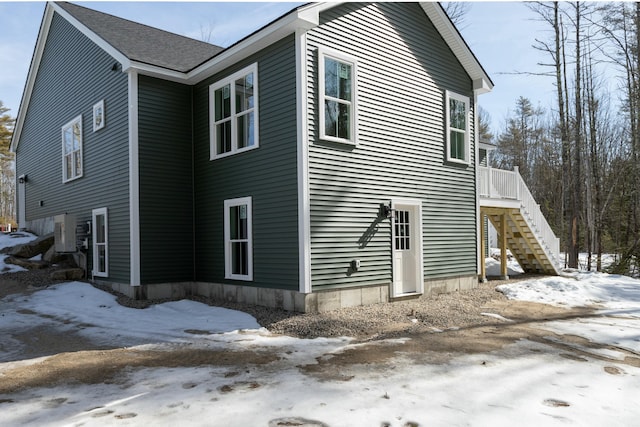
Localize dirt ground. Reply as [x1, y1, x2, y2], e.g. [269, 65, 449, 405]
[2, 274, 639, 395]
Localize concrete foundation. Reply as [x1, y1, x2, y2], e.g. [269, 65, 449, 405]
[96, 274, 478, 313]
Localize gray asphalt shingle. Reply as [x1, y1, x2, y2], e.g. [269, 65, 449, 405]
[57, 2, 224, 73]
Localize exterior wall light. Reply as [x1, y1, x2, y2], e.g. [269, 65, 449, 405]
[380, 202, 396, 219]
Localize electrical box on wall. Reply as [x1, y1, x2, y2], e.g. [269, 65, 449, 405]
[54, 213, 77, 253]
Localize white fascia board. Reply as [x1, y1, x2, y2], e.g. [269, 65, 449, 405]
[11, 2, 131, 152]
[125, 61, 190, 84]
[473, 78, 492, 95]
[50, 2, 131, 68]
[10, 4, 54, 152]
[420, 2, 493, 94]
[185, 7, 320, 84]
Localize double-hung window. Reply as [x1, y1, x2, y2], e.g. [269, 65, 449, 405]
[319, 47, 357, 144]
[445, 91, 470, 164]
[92, 207, 108, 277]
[61, 115, 83, 182]
[224, 197, 253, 281]
[210, 64, 259, 159]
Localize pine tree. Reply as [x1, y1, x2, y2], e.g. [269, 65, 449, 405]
[0, 101, 16, 227]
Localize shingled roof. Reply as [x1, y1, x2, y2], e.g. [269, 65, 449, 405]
[56, 2, 224, 73]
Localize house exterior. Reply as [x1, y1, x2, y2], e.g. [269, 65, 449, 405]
[11, 2, 499, 312]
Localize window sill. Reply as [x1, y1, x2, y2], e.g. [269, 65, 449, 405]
[318, 136, 357, 146]
[62, 175, 83, 184]
[225, 274, 253, 282]
[210, 145, 259, 161]
[446, 157, 470, 166]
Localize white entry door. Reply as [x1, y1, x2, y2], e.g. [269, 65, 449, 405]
[391, 199, 424, 297]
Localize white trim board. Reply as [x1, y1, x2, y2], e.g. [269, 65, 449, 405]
[296, 29, 312, 294]
[128, 71, 141, 287]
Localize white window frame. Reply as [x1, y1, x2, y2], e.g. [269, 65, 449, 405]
[445, 90, 471, 164]
[92, 207, 109, 277]
[224, 196, 253, 281]
[93, 100, 105, 132]
[209, 63, 259, 160]
[318, 46, 358, 145]
[61, 115, 83, 182]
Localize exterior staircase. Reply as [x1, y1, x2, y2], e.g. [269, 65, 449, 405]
[479, 166, 560, 276]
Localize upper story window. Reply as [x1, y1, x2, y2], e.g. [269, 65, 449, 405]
[319, 47, 357, 144]
[209, 63, 259, 160]
[61, 115, 83, 182]
[446, 91, 470, 164]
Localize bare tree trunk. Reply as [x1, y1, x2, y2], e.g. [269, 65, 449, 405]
[633, 3, 640, 252]
[553, 3, 572, 269]
[568, 2, 583, 269]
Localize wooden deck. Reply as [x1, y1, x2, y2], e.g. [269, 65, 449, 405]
[478, 166, 560, 278]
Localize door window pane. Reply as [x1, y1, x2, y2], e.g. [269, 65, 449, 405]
[395, 210, 410, 251]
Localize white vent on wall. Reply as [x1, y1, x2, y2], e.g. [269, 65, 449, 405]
[54, 213, 77, 253]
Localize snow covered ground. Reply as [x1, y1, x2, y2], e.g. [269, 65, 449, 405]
[1, 233, 640, 426]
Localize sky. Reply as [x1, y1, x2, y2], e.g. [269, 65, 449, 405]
[0, 1, 563, 136]
[1, 231, 640, 425]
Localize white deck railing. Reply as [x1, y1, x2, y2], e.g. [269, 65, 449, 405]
[479, 166, 560, 270]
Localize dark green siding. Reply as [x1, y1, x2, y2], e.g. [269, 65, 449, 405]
[193, 35, 299, 290]
[307, 3, 477, 290]
[138, 76, 194, 284]
[15, 12, 130, 283]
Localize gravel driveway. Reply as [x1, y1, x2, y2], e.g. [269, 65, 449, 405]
[1, 267, 560, 339]
[4, 269, 625, 397]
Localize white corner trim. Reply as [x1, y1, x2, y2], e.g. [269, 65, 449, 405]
[128, 71, 141, 287]
[474, 92, 482, 276]
[296, 29, 312, 294]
